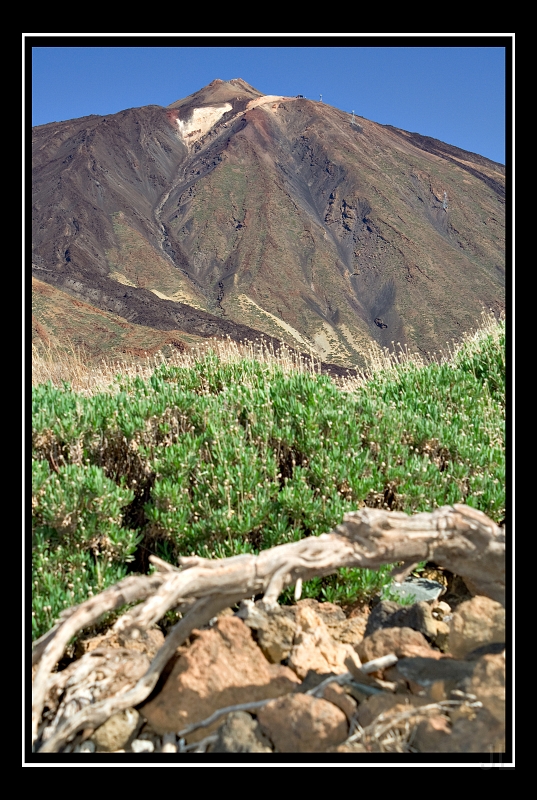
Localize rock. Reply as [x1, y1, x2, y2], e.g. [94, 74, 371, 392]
[448, 596, 505, 658]
[141, 615, 300, 742]
[72, 740, 96, 753]
[76, 627, 165, 659]
[256, 693, 349, 752]
[236, 598, 366, 665]
[298, 670, 338, 692]
[424, 681, 449, 702]
[449, 702, 480, 726]
[325, 615, 369, 647]
[356, 693, 427, 728]
[468, 653, 505, 723]
[442, 573, 473, 607]
[364, 601, 402, 634]
[35, 590, 508, 755]
[465, 642, 506, 660]
[92, 708, 140, 752]
[387, 655, 476, 697]
[134, 723, 163, 751]
[398, 601, 446, 642]
[161, 733, 178, 753]
[386, 576, 446, 603]
[287, 603, 362, 679]
[131, 738, 155, 753]
[412, 715, 452, 752]
[357, 626, 439, 664]
[255, 618, 296, 663]
[294, 599, 346, 624]
[321, 682, 358, 723]
[445, 707, 505, 753]
[431, 600, 452, 619]
[431, 622, 450, 652]
[237, 600, 297, 663]
[208, 711, 273, 753]
[327, 742, 368, 752]
[395, 656, 476, 688]
[365, 600, 449, 647]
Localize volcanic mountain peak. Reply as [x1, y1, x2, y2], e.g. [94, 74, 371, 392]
[32, 79, 505, 369]
[168, 78, 264, 110]
[168, 78, 288, 145]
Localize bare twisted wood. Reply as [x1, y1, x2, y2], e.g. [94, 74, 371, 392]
[32, 504, 504, 752]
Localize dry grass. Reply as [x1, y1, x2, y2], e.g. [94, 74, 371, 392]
[32, 335, 334, 395]
[341, 308, 504, 392]
[342, 698, 483, 753]
[31, 309, 504, 396]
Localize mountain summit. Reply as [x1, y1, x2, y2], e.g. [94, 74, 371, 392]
[168, 78, 265, 109]
[32, 79, 505, 366]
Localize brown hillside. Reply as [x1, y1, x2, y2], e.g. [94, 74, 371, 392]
[32, 79, 505, 368]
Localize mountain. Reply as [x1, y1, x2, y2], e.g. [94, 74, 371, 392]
[31, 79, 505, 368]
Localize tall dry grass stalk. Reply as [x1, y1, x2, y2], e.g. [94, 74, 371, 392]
[32, 335, 329, 395]
[31, 309, 504, 396]
[342, 308, 505, 392]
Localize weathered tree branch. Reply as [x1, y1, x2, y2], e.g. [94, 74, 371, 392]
[36, 593, 244, 753]
[32, 504, 504, 752]
[31, 574, 168, 746]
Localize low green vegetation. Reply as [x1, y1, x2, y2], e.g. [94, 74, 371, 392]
[31, 316, 505, 640]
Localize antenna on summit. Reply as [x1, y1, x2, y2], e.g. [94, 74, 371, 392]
[319, 94, 322, 103]
[351, 110, 355, 126]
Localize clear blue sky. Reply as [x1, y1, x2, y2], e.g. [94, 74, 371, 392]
[29, 36, 510, 165]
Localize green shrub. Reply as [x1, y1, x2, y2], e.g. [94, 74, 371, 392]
[32, 462, 140, 639]
[31, 318, 505, 639]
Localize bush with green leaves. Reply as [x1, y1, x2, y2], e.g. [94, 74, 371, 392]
[31, 318, 505, 639]
[32, 462, 140, 639]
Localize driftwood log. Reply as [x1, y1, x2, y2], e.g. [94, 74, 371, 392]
[32, 504, 505, 752]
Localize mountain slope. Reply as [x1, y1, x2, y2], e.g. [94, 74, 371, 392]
[32, 79, 505, 367]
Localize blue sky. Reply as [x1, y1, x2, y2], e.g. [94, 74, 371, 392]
[29, 36, 510, 165]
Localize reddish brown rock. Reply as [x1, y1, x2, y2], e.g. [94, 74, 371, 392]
[256, 693, 349, 752]
[141, 616, 300, 742]
[287, 603, 362, 679]
[395, 656, 475, 688]
[293, 598, 368, 645]
[363, 601, 402, 636]
[294, 599, 346, 624]
[412, 715, 452, 752]
[356, 626, 439, 664]
[448, 596, 505, 658]
[322, 682, 358, 723]
[445, 707, 505, 753]
[468, 653, 505, 723]
[326, 615, 369, 647]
